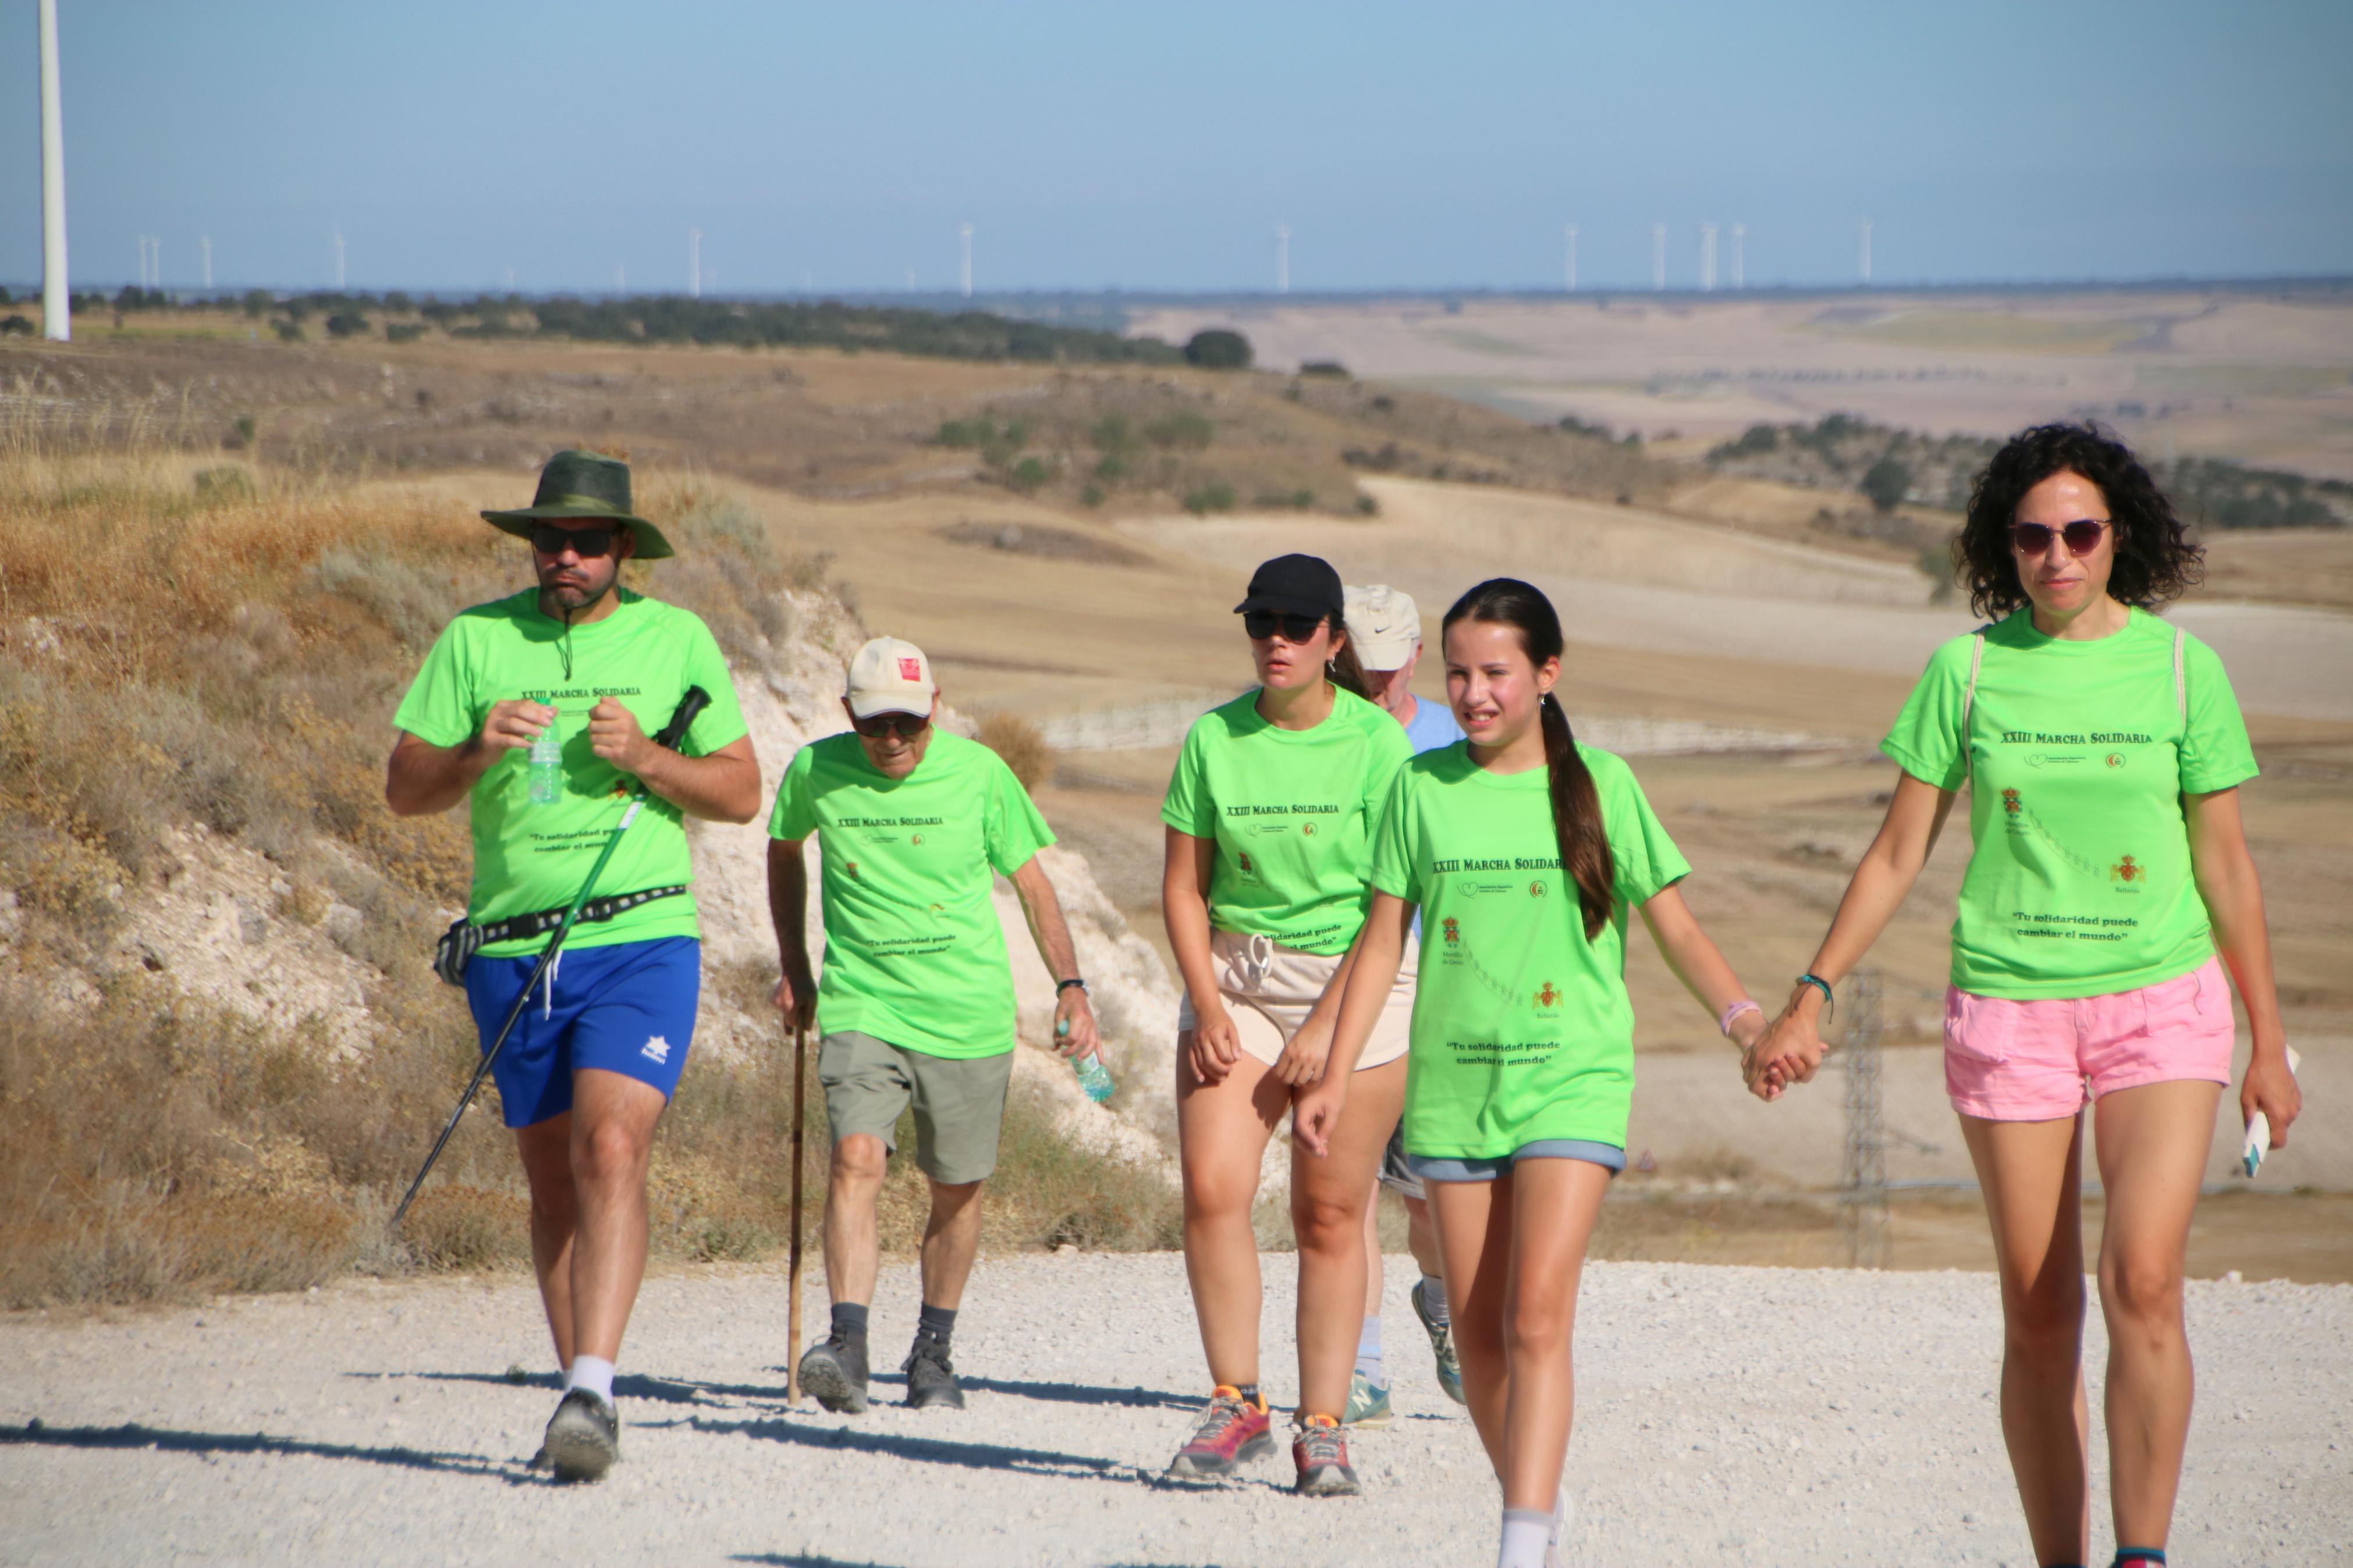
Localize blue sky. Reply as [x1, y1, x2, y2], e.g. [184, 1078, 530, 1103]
[5, 0, 2348, 294]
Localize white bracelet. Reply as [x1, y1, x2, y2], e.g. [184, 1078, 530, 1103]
[1719, 999, 1763, 1039]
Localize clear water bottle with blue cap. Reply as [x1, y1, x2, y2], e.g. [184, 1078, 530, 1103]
[527, 718, 563, 805]
[1059, 1016, 1115, 1103]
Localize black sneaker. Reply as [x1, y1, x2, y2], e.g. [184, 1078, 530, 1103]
[540, 1389, 620, 1482]
[902, 1335, 966, 1410]
[799, 1334, 870, 1414]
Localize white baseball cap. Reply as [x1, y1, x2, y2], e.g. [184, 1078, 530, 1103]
[845, 636, 937, 719]
[1343, 584, 1422, 671]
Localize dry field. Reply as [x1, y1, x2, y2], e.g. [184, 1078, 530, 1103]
[5, 327, 2347, 1292]
[1127, 286, 2353, 479]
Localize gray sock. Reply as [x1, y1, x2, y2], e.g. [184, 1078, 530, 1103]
[917, 1302, 957, 1344]
[831, 1302, 869, 1343]
[1418, 1274, 1451, 1326]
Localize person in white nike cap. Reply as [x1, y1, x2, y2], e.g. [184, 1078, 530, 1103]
[1340, 584, 1466, 1427]
[766, 636, 1100, 1413]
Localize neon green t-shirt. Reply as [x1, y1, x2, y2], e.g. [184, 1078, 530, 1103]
[392, 588, 748, 958]
[1369, 743, 1689, 1158]
[768, 731, 1053, 1059]
[1160, 687, 1414, 957]
[1882, 607, 2258, 1000]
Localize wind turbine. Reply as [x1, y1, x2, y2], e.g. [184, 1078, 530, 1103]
[689, 228, 702, 297]
[1858, 218, 1872, 286]
[1564, 224, 1578, 291]
[38, 0, 68, 339]
[1652, 223, 1666, 291]
[1699, 222, 1718, 292]
[959, 222, 974, 298]
[332, 227, 346, 290]
[1729, 223, 1744, 290]
[201, 235, 212, 290]
[1275, 224, 1289, 294]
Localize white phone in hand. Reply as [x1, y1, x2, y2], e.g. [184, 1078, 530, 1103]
[2241, 1046, 2303, 1178]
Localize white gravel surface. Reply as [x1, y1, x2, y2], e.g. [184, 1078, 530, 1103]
[3, 1254, 2347, 1566]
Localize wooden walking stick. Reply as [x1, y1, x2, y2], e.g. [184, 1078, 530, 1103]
[786, 1014, 809, 1403]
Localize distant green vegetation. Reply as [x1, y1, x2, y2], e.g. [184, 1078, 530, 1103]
[1707, 413, 2350, 529]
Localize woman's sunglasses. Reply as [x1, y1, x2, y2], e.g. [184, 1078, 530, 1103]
[851, 711, 931, 740]
[2010, 519, 2109, 557]
[1242, 610, 1328, 643]
[529, 524, 618, 558]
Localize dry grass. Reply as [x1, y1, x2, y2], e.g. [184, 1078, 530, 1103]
[0, 413, 1180, 1308]
[975, 712, 1054, 792]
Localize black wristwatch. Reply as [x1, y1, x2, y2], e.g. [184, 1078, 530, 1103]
[1056, 978, 1089, 997]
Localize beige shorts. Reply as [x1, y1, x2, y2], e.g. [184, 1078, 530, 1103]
[1176, 929, 1414, 1071]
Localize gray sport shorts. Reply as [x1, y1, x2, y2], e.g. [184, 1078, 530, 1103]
[818, 1031, 1014, 1186]
[1378, 1119, 1425, 1201]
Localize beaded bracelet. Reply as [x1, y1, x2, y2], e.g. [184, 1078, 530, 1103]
[1717, 999, 1763, 1039]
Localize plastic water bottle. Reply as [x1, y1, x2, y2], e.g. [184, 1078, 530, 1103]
[527, 721, 563, 805]
[1059, 1017, 1115, 1103]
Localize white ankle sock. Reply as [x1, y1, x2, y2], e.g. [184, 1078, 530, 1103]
[1497, 1507, 1552, 1568]
[1354, 1315, 1384, 1384]
[569, 1355, 616, 1402]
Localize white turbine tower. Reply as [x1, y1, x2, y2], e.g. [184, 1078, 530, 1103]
[688, 228, 702, 297]
[332, 227, 346, 290]
[38, 0, 69, 339]
[1699, 222, 1718, 292]
[136, 235, 150, 288]
[958, 222, 974, 298]
[615, 264, 626, 293]
[1563, 223, 1578, 291]
[1652, 223, 1666, 290]
[201, 234, 212, 290]
[1729, 222, 1745, 290]
[1275, 224, 1289, 295]
[1858, 218, 1872, 286]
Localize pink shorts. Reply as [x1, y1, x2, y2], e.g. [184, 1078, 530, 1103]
[1943, 957, 2235, 1121]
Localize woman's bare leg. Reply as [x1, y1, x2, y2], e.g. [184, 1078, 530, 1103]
[1176, 1032, 1286, 1389]
[1960, 1112, 2092, 1567]
[1429, 1176, 1511, 1476]
[1497, 1158, 1609, 1509]
[2093, 1079, 2219, 1552]
[1291, 1058, 1405, 1419]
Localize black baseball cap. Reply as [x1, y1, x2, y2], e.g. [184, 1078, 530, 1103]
[1234, 553, 1344, 621]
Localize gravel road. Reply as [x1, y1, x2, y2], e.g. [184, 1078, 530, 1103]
[4, 1255, 2347, 1566]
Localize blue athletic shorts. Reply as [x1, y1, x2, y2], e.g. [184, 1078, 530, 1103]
[1405, 1139, 1626, 1183]
[463, 936, 701, 1128]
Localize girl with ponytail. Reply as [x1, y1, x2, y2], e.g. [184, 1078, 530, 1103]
[1297, 577, 1767, 1568]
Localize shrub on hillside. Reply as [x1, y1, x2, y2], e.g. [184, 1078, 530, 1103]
[1862, 456, 1913, 513]
[1184, 482, 1237, 515]
[1183, 328, 1252, 370]
[977, 712, 1053, 792]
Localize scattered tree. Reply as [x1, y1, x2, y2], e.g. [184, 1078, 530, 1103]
[1183, 329, 1252, 370]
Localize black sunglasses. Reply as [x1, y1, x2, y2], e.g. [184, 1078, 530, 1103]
[1242, 610, 1328, 643]
[851, 710, 931, 741]
[2010, 519, 2109, 558]
[529, 524, 617, 558]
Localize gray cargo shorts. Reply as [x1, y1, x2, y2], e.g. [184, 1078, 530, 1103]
[818, 1031, 1014, 1186]
[1378, 1118, 1425, 1201]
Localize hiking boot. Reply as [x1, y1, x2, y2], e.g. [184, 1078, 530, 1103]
[902, 1335, 966, 1410]
[1341, 1370, 1394, 1428]
[1165, 1386, 1273, 1480]
[799, 1334, 870, 1414]
[1291, 1413, 1360, 1497]
[540, 1389, 620, 1483]
[1411, 1278, 1466, 1406]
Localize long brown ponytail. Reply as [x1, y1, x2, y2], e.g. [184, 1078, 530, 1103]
[1325, 617, 1370, 700]
[1444, 578, 1613, 941]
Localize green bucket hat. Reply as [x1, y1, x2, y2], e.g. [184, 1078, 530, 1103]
[481, 449, 675, 559]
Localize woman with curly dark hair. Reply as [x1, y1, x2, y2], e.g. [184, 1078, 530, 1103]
[1748, 422, 2301, 1568]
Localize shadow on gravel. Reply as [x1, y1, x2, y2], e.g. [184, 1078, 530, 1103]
[865, 1371, 1197, 1411]
[394, 1370, 721, 1406]
[732, 1556, 903, 1567]
[686, 1414, 1131, 1482]
[2, 1419, 529, 1484]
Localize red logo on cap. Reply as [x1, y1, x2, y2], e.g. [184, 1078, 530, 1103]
[897, 657, 922, 682]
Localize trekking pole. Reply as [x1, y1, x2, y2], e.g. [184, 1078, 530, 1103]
[786, 1015, 809, 1404]
[389, 685, 711, 1232]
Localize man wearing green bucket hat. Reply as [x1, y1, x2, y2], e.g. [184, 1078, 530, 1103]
[386, 449, 761, 1481]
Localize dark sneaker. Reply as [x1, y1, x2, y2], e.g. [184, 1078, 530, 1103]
[541, 1389, 620, 1482]
[1292, 1413, 1360, 1496]
[1165, 1386, 1273, 1480]
[1412, 1279, 1467, 1406]
[902, 1336, 966, 1410]
[799, 1334, 871, 1414]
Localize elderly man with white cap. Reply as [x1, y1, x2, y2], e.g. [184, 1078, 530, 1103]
[767, 635, 1100, 1414]
[1340, 584, 1467, 1427]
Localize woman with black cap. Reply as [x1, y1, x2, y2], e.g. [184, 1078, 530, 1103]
[1159, 553, 1418, 1498]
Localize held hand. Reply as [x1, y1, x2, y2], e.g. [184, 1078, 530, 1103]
[771, 962, 816, 1030]
[2241, 1047, 2302, 1149]
[1053, 989, 1100, 1059]
[1187, 1007, 1244, 1085]
[1747, 997, 1827, 1103]
[1271, 1012, 1335, 1087]
[588, 697, 654, 773]
[1292, 1078, 1348, 1160]
[480, 699, 557, 754]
